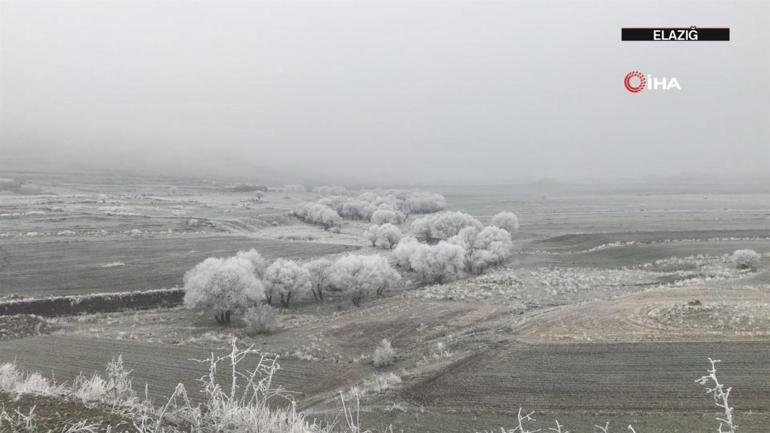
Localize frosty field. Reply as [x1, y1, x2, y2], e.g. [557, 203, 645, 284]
[1, 172, 769, 432]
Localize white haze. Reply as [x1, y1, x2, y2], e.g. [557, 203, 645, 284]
[0, 0, 768, 185]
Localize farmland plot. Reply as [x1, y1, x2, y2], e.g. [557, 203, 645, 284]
[0, 235, 357, 296]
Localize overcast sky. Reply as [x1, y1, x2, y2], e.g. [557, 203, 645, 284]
[1, 0, 768, 185]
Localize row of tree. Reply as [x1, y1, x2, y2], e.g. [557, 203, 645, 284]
[183, 249, 402, 324]
[293, 189, 447, 229]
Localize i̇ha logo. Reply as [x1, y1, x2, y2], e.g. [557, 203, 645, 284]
[624, 71, 681, 93]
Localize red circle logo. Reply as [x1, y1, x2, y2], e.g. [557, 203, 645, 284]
[624, 71, 646, 93]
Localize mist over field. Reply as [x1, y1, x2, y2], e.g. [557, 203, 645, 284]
[1, 0, 769, 185]
[1, 1, 770, 432]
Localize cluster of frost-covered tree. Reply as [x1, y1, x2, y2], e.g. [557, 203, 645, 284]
[363, 223, 403, 249]
[411, 211, 484, 243]
[393, 211, 518, 283]
[183, 248, 402, 323]
[294, 188, 446, 228]
[448, 226, 514, 274]
[293, 202, 343, 230]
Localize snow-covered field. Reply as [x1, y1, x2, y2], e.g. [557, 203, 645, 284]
[1, 172, 770, 432]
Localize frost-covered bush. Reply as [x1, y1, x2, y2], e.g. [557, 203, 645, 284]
[731, 249, 761, 270]
[411, 211, 483, 243]
[263, 259, 311, 307]
[303, 258, 332, 301]
[252, 190, 264, 201]
[293, 202, 342, 230]
[328, 255, 401, 305]
[405, 241, 467, 284]
[490, 211, 520, 234]
[372, 339, 396, 368]
[183, 256, 265, 325]
[241, 304, 280, 335]
[363, 223, 403, 249]
[0, 363, 60, 397]
[73, 355, 136, 407]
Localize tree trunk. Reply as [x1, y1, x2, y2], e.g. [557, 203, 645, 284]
[281, 292, 292, 308]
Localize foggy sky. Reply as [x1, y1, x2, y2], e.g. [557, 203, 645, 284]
[1, 0, 768, 185]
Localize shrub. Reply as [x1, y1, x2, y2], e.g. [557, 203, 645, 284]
[411, 211, 483, 243]
[263, 259, 311, 307]
[731, 249, 761, 270]
[490, 211, 520, 234]
[183, 257, 265, 325]
[73, 355, 136, 407]
[372, 339, 396, 368]
[241, 304, 280, 335]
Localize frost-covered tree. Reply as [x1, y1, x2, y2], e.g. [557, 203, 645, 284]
[327, 255, 401, 305]
[490, 211, 520, 234]
[232, 249, 267, 279]
[293, 202, 343, 230]
[303, 258, 332, 301]
[340, 199, 376, 220]
[363, 225, 380, 247]
[377, 223, 403, 249]
[469, 226, 513, 273]
[371, 207, 406, 225]
[392, 236, 422, 269]
[263, 259, 311, 307]
[403, 191, 447, 214]
[183, 256, 265, 325]
[411, 211, 483, 243]
[407, 241, 466, 284]
[363, 224, 403, 249]
[731, 249, 761, 270]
